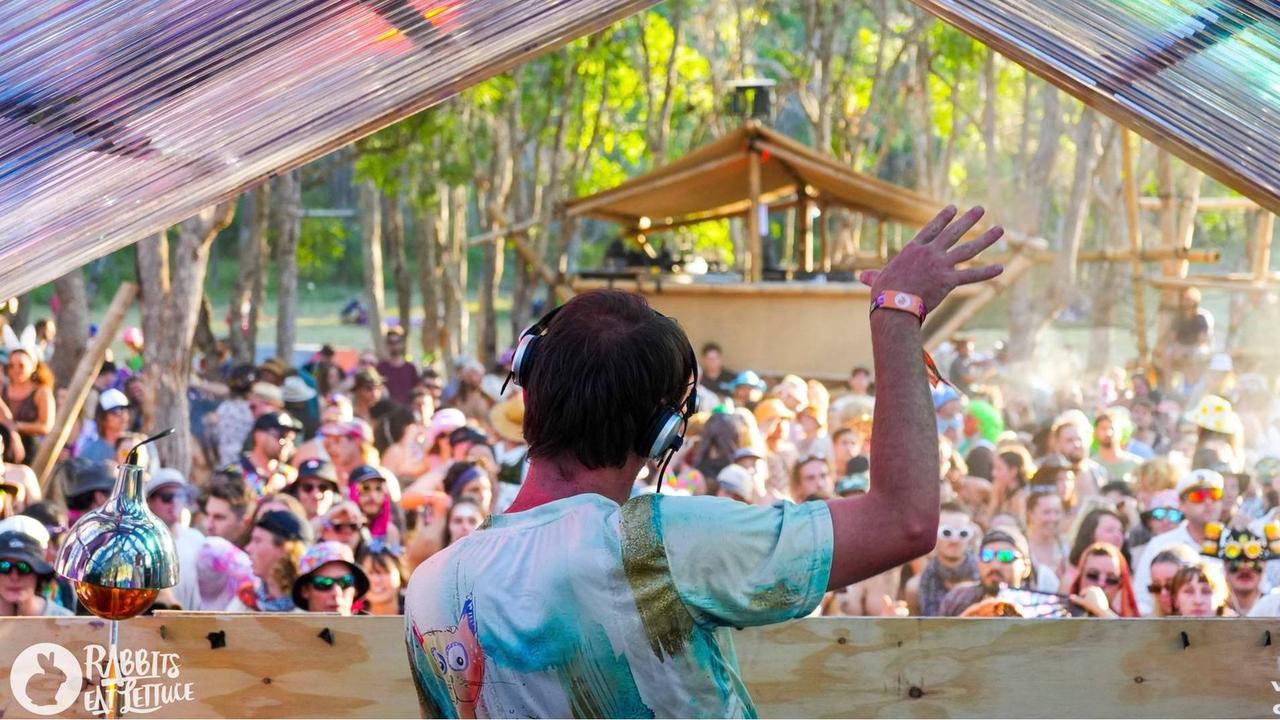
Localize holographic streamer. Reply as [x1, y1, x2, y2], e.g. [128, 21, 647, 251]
[0, 0, 655, 296]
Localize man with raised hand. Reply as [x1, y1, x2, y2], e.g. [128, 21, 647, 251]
[405, 206, 1003, 718]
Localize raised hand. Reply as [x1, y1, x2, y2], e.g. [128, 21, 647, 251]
[858, 205, 1005, 313]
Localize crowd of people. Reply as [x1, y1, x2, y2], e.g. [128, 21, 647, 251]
[0, 281, 1275, 622]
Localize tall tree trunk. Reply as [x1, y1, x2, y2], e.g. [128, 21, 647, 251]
[1006, 84, 1062, 361]
[193, 294, 218, 359]
[416, 198, 442, 362]
[51, 270, 89, 389]
[448, 185, 469, 367]
[229, 185, 269, 365]
[359, 181, 388, 358]
[1038, 107, 1100, 322]
[385, 189, 413, 335]
[274, 171, 301, 364]
[137, 203, 236, 476]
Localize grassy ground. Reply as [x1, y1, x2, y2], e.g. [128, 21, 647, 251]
[85, 284, 514, 363]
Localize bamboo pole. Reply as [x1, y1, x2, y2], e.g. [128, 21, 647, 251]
[875, 217, 888, 264]
[1138, 196, 1254, 210]
[1252, 210, 1274, 282]
[746, 149, 763, 282]
[1122, 129, 1150, 364]
[35, 282, 137, 493]
[1147, 275, 1280, 291]
[798, 199, 813, 272]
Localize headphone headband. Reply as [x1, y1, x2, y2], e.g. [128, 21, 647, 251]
[504, 301, 698, 468]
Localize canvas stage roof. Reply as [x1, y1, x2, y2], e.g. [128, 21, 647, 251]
[564, 122, 944, 230]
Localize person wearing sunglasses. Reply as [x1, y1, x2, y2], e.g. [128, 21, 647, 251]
[241, 412, 303, 498]
[0, 530, 70, 616]
[904, 502, 978, 616]
[1132, 469, 1224, 615]
[320, 501, 369, 556]
[292, 541, 370, 616]
[1066, 542, 1139, 617]
[1137, 489, 1184, 546]
[145, 468, 203, 612]
[940, 528, 1034, 617]
[286, 459, 340, 521]
[1063, 507, 1130, 589]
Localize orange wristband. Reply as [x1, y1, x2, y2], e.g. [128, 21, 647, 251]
[870, 290, 927, 323]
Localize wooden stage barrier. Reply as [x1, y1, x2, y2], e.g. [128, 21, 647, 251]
[1, 615, 1278, 718]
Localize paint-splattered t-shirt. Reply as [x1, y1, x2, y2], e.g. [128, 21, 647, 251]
[404, 492, 833, 718]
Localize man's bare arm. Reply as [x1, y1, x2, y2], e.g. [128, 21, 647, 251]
[826, 206, 1004, 590]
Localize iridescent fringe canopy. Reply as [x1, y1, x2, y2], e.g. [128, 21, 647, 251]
[0, 0, 652, 296]
[910, 0, 1280, 213]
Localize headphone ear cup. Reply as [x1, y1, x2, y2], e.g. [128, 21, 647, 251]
[645, 408, 684, 459]
[511, 333, 538, 387]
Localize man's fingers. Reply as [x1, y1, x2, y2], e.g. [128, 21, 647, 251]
[955, 264, 1004, 285]
[910, 205, 957, 245]
[858, 269, 880, 286]
[933, 205, 986, 249]
[947, 225, 1004, 264]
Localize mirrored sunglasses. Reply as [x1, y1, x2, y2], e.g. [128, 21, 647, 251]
[309, 573, 356, 591]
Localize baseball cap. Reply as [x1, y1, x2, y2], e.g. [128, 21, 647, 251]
[321, 419, 373, 444]
[1176, 468, 1225, 497]
[348, 464, 390, 487]
[0, 531, 52, 576]
[295, 458, 338, 487]
[254, 412, 304, 434]
[981, 527, 1031, 562]
[98, 388, 129, 412]
[256, 510, 312, 543]
[290, 541, 370, 609]
[425, 409, 467, 447]
[733, 447, 763, 462]
[716, 464, 753, 500]
[145, 468, 189, 498]
[448, 426, 488, 448]
[0, 516, 50, 548]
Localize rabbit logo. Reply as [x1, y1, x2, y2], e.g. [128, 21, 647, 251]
[10, 642, 83, 715]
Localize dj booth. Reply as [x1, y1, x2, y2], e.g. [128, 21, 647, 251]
[1, 615, 1273, 718]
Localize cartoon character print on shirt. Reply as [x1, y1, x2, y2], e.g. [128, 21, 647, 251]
[411, 595, 486, 718]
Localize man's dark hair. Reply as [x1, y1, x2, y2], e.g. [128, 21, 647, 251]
[524, 290, 695, 469]
[202, 474, 255, 520]
[1099, 480, 1135, 497]
[700, 342, 722, 356]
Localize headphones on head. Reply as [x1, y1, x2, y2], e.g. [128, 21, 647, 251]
[504, 303, 699, 462]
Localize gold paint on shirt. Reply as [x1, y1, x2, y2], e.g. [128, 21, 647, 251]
[619, 495, 696, 661]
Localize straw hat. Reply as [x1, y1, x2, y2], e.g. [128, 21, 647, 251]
[489, 393, 525, 444]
